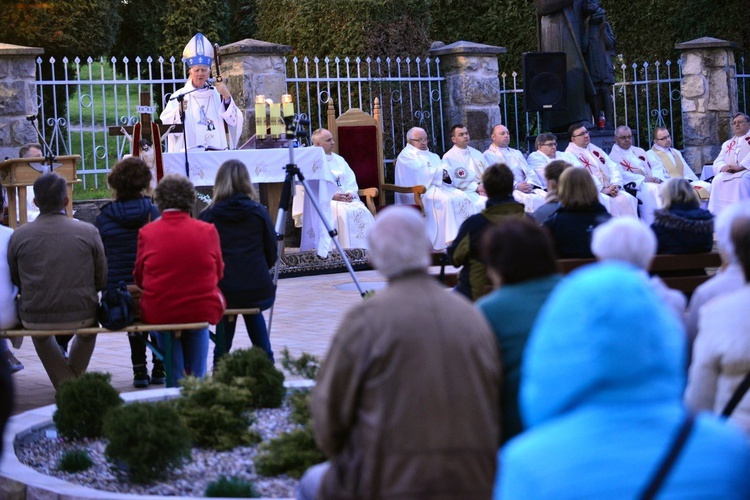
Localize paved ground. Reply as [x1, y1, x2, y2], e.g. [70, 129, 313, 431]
[8, 269, 390, 415]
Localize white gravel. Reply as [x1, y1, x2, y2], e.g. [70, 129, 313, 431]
[15, 404, 302, 497]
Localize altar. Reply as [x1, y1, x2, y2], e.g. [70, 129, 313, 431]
[162, 147, 340, 257]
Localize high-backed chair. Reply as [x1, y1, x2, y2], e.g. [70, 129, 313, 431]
[326, 99, 425, 215]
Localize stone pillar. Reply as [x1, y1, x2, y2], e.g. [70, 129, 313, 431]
[0, 43, 44, 160]
[219, 39, 293, 144]
[676, 37, 739, 172]
[429, 41, 506, 154]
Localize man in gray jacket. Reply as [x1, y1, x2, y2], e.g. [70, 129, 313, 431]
[9, 172, 107, 390]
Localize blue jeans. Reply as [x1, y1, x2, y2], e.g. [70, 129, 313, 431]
[215, 297, 274, 364]
[157, 327, 209, 382]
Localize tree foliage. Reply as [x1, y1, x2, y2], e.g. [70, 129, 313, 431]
[161, 0, 231, 58]
[111, 0, 169, 60]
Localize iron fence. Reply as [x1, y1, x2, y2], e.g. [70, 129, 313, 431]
[738, 54, 749, 117]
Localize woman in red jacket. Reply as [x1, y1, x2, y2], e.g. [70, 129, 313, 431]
[134, 175, 225, 381]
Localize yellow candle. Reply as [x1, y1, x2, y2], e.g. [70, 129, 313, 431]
[282, 94, 294, 119]
[254, 95, 266, 140]
[269, 102, 282, 137]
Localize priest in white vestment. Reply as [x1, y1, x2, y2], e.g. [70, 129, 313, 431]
[160, 33, 244, 152]
[644, 126, 711, 203]
[482, 124, 546, 213]
[395, 127, 475, 250]
[304, 128, 375, 249]
[566, 123, 638, 217]
[707, 113, 750, 215]
[442, 125, 488, 211]
[526, 132, 583, 188]
[608, 125, 663, 225]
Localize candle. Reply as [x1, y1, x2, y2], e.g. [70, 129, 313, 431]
[282, 94, 294, 119]
[254, 95, 266, 140]
[269, 102, 282, 138]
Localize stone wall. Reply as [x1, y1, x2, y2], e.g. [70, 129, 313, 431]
[677, 37, 738, 172]
[0, 43, 44, 161]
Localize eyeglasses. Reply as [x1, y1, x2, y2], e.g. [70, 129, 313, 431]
[616, 135, 632, 140]
[408, 137, 428, 143]
[655, 135, 671, 141]
[572, 130, 589, 138]
[540, 142, 557, 147]
[733, 119, 748, 125]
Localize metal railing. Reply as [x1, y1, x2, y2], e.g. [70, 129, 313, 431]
[738, 54, 749, 116]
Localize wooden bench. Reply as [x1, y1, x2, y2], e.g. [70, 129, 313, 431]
[0, 307, 260, 389]
[432, 251, 722, 296]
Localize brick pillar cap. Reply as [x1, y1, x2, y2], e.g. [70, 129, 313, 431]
[675, 37, 738, 51]
[0, 43, 44, 56]
[429, 40, 507, 57]
[220, 38, 293, 57]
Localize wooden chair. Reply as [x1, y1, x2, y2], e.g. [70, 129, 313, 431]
[326, 98, 425, 215]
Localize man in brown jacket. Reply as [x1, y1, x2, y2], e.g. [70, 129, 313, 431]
[298, 206, 502, 499]
[8, 172, 107, 390]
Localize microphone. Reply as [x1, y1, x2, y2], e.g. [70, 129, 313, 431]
[203, 82, 214, 90]
[26, 114, 37, 122]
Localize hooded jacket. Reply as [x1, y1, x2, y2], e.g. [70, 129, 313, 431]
[95, 197, 160, 285]
[496, 263, 750, 499]
[651, 203, 714, 254]
[198, 193, 277, 307]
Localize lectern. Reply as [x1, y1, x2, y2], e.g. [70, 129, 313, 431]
[0, 155, 81, 228]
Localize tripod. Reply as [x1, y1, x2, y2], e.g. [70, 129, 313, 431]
[266, 112, 367, 334]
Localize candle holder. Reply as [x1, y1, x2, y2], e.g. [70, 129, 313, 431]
[254, 95, 267, 142]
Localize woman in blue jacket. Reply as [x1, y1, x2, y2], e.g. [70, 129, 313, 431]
[199, 160, 277, 366]
[95, 157, 161, 387]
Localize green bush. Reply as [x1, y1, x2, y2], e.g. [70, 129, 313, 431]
[214, 348, 285, 409]
[205, 475, 260, 498]
[103, 401, 192, 484]
[57, 449, 94, 473]
[288, 390, 312, 427]
[53, 372, 123, 440]
[280, 348, 320, 381]
[254, 427, 326, 479]
[176, 377, 261, 451]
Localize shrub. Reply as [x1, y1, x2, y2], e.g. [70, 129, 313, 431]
[53, 372, 123, 440]
[176, 377, 261, 450]
[214, 348, 285, 409]
[254, 427, 325, 479]
[288, 390, 312, 427]
[280, 348, 320, 381]
[205, 475, 260, 498]
[103, 401, 192, 484]
[57, 449, 93, 473]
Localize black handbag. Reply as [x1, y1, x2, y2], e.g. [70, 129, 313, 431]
[98, 281, 135, 330]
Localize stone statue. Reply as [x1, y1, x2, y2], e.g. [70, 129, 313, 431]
[532, 0, 599, 132]
[583, 4, 616, 130]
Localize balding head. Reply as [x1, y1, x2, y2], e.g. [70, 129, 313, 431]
[406, 127, 429, 151]
[367, 206, 431, 279]
[490, 124, 510, 148]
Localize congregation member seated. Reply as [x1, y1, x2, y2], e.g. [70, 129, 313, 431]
[8, 172, 107, 391]
[608, 125, 663, 225]
[531, 160, 572, 224]
[543, 167, 611, 258]
[685, 214, 750, 434]
[448, 163, 525, 301]
[685, 200, 750, 340]
[526, 132, 581, 188]
[395, 127, 475, 250]
[477, 218, 561, 444]
[442, 124, 489, 211]
[566, 122, 638, 217]
[199, 160, 277, 365]
[707, 112, 750, 216]
[645, 126, 711, 201]
[483, 124, 546, 213]
[495, 262, 750, 498]
[0, 217, 21, 373]
[134, 175, 225, 382]
[298, 206, 500, 500]
[651, 178, 713, 255]
[95, 157, 162, 388]
[591, 217, 686, 320]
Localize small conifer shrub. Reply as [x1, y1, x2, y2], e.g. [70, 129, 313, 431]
[214, 348, 285, 408]
[280, 347, 320, 380]
[53, 372, 123, 440]
[57, 449, 94, 473]
[204, 475, 260, 498]
[254, 427, 326, 479]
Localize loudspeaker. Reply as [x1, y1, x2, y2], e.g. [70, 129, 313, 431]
[523, 52, 567, 112]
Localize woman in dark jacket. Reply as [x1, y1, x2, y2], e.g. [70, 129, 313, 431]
[199, 159, 277, 365]
[94, 157, 161, 387]
[543, 167, 612, 258]
[651, 177, 714, 254]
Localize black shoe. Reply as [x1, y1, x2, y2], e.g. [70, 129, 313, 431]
[151, 366, 166, 385]
[133, 368, 150, 388]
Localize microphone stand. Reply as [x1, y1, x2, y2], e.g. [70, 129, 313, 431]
[26, 115, 56, 169]
[266, 112, 367, 335]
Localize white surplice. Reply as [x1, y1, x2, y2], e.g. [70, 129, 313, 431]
[609, 144, 663, 225]
[706, 132, 750, 215]
[482, 145, 546, 213]
[442, 145, 488, 211]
